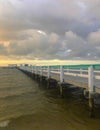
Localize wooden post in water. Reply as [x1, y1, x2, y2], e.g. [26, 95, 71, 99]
[59, 66, 64, 97]
[88, 66, 95, 117]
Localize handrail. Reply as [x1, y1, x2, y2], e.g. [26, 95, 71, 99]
[30, 64, 100, 70]
[19, 65, 100, 80]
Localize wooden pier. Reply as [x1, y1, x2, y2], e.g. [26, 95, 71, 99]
[18, 64, 100, 117]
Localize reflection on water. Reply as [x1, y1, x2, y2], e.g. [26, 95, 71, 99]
[0, 67, 100, 130]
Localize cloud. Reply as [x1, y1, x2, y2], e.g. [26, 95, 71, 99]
[0, 43, 7, 55]
[88, 29, 100, 46]
[83, 0, 100, 21]
[0, 0, 97, 37]
[0, 0, 100, 61]
[6, 30, 61, 59]
[87, 29, 100, 58]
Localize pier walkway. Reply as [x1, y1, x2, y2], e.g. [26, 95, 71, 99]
[18, 64, 100, 94]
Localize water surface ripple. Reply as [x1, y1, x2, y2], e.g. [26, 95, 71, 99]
[0, 67, 100, 130]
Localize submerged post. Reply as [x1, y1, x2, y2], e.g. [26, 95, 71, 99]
[88, 66, 95, 117]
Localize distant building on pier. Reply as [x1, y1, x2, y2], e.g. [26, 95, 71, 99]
[8, 64, 17, 68]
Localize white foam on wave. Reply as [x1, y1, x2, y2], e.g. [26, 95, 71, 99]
[0, 120, 10, 127]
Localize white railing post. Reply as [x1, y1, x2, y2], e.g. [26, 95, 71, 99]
[88, 66, 95, 117]
[88, 66, 94, 93]
[60, 66, 64, 83]
[26, 66, 28, 71]
[48, 66, 50, 78]
[32, 66, 34, 73]
[28, 66, 29, 72]
[35, 66, 37, 74]
[39, 67, 40, 75]
[40, 66, 43, 76]
[36, 66, 39, 74]
[67, 68, 69, 73]
[80, 68, 82, 75]
[29, 66, 31, 72]
[31, 66, 34, 73]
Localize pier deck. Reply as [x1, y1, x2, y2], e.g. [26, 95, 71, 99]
[18, 64, 100, 94]
[40, 70, 100, 94]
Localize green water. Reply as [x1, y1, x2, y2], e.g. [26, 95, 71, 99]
[0, 68, 100, 130]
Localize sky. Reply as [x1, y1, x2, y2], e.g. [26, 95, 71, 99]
[0, 0, 100, 66]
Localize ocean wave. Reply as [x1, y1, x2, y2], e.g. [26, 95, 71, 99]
[0, 85, 27, 90]
[0, 90, 37, 100]
[0, 120, 10, 128]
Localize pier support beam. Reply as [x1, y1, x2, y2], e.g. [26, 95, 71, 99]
[89, 93, 95, 117]
[58, 82, 65, 97]
[46, 78, 57, 89]
[59, 84, 63, 96]
[47, 78, 51, 89]
[88, 66, 95, 117]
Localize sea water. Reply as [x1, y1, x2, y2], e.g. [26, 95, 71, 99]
[0, 67, 100, 130]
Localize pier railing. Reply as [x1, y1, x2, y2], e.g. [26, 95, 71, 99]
[19, 64, 100, 94]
